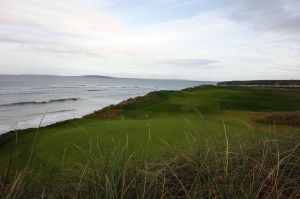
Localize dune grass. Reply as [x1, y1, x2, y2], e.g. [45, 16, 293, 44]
[1, 86, 300, 198]
[1, 129, 299, 198]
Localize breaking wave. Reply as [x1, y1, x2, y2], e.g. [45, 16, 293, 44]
[0, 98, 80, 107]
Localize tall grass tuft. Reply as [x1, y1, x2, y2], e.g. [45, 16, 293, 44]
[1, 127, 300, 198]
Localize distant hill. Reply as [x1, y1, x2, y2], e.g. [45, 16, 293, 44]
[217, 80, 300, 87]
[82, 75, 114, 78]
[0, 74, 114, 78]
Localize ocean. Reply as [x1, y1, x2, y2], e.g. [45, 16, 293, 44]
[0, 75, 214, 134]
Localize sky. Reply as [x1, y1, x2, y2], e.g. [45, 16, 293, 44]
[0, 0, 299, 81]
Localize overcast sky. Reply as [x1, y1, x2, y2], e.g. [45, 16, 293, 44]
[0, 0, 299, 80]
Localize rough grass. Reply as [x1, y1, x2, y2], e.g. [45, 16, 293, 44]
[1, 131, 299, 198]
[256, 112, 300, 127]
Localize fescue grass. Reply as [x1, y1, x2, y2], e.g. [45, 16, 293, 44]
[1, 86, 300, 198]
[1, 127, 299, 198]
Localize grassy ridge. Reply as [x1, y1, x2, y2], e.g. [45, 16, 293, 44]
[87, 86, 300, 119]
[1, 86, 300, 198]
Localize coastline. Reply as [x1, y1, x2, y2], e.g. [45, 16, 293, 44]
[0, 75, 210, 136]
[0, 85, 209, 143]
[1, 82, 299, 139]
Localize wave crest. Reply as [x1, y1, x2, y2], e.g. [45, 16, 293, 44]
[0, 98, 80, 107]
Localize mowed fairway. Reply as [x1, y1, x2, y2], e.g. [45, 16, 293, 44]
[1, 86, 300, 171]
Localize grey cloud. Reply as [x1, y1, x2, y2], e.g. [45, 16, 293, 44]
[158, 58, 220, 68]
[34, 46, 105, 57]
[0, 34, 55, 45]
[0, 1, 109, 58]
[0, 32, 103, 57]
[0, 36, 36, 44]
[219, 0, 300, 35]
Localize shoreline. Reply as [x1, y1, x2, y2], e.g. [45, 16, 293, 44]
[1, 83, 300, 138]
[0, 86, 204, 139]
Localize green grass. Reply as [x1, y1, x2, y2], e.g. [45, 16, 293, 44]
[122, 86, 300, 111]
[0, 119, 268, 170]
[1, 86, 300, 198]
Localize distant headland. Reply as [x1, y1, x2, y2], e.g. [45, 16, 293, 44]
[218, 80, 300, 87]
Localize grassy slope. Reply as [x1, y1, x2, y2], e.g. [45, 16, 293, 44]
[1, 86, 300, 171]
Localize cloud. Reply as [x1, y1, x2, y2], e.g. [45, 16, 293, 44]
[0, 0, 132, 55]
[0, 35, 45, 44]
[158, 58, 219, 68]
[219, 0, 300, 37]
[0, 0, 299, 80]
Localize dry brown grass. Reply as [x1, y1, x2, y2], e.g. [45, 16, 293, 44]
[255, 112, 300, 127]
